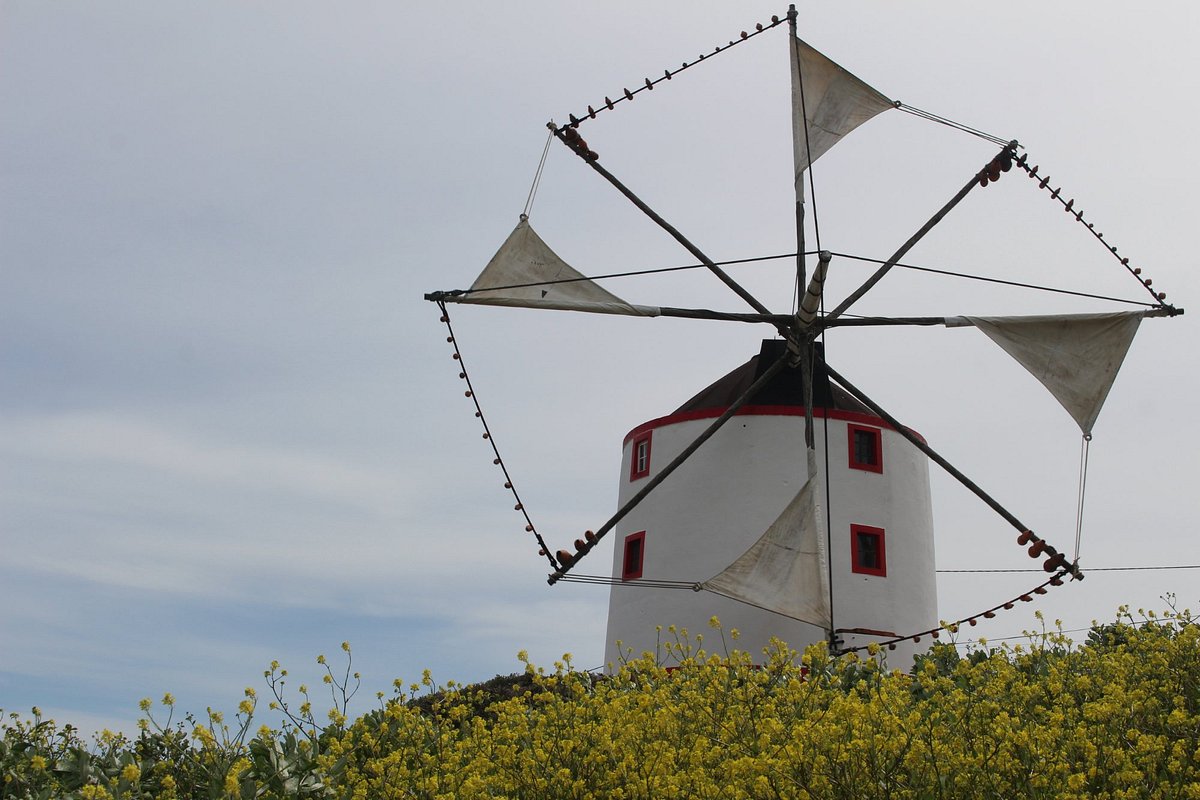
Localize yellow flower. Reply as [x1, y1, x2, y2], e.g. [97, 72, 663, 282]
[30, 755, 46, 771]
[225, 757, 251, 795]
[121, 763, 141, 782]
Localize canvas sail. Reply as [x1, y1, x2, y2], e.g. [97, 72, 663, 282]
[791, 36, 893, 196]
[946, 311, 1145, 435]
[702, 450, 831, 629]
[456, 218, 658, 316]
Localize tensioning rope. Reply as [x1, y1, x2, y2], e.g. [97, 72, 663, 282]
[894, 102, 1010, 147]
[522, 130, 555, 220]
[829, 253, 1160, 309]
[441, 251, 802, 297]
[438, 248, 1159, 310]
[436, 302, 559, 570]
[1073, 433, 1092, 563]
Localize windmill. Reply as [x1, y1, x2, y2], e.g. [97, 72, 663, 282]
[425, 6, 1183, 663]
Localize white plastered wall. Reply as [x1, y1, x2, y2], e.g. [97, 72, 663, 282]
[603, 411, 937, 670]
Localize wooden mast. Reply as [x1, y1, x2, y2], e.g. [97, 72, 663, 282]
[787, 2, 837, 648]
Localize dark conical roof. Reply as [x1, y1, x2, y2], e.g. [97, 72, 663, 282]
[673, 339, 871, 415]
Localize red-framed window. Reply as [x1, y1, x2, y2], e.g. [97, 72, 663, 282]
[630, 431, 652, 481]
[850, 524, 886, 577]
[847, 424, 883, 473]
[622, 531, 646, 581]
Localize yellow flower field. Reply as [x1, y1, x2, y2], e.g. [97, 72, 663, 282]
[3, 609, 1199, 799]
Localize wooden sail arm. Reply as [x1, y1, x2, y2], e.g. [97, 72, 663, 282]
[547, 352, 792, 585]
[549, 123, 797, 343]
[820, 306, 1183, 327]
[825, 141, 1019, 323]
[426, 294, 1183, 328]
[819, 355, 1083, 580]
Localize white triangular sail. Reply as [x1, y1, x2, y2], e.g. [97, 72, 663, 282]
[946, 311, 1145, 435]
[456, 218, 658, 316]
[702, 450, 831, 629]
[791, 36, 892, 197]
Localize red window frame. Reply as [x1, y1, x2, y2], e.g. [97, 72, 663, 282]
[850, 524, 887, 577]
[630, 431, 652, 481]
[622, 531, 646, 581]
[847, 424, 883, 474]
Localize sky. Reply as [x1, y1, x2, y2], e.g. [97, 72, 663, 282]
[2, 2, 1197, 736]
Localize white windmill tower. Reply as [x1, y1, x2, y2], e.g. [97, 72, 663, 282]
[426, 6, 1182, 665]
[604, 338, 938, 664]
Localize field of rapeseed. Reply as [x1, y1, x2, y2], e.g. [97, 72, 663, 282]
[4, 608, 1200, 799]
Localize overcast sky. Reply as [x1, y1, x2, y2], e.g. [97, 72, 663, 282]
[2, 2, 1197, 736]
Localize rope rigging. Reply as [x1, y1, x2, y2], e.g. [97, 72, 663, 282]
[830, 252, 1162, 309]
[558, 568, 1078, 659]
[838, 571, 1076, 655]
[435, 247, 1163, 311]
[521, 129, 554, 220]
[1073, 433, 1092, 563]
[1013, 152, 1177, 312]
[436, 302, 559, 570]
[894, 101, 1010, 147]
[554, 13, 789, 135]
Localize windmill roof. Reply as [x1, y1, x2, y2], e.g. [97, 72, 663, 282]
[673, 339, 873, 416]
